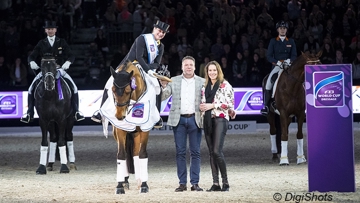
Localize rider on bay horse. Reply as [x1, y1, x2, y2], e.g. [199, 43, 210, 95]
[91, 20, 170, 128]
[20, 21, 85, 123]
[260, 20, 297, 116]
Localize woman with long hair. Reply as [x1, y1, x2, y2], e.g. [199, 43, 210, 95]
[200, 60, 235, 192]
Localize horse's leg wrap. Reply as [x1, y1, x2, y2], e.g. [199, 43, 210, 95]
[139, 158, 148, 182]
[67, 141, 75, 163]
[296, 139, 306, 164]
[58, 146, 68, 164]
[48, 142, 57, 163]
[133, 156, 141, 185]
[116, 159, 128, 182]
[40, 146, 48, 166]
[270, 135, 277, 153]
[279, 141, 289, 165]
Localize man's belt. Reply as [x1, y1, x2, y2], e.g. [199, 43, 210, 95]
[180, 113, 195, 118]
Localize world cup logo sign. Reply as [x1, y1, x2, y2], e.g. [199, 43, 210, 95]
[0, 95, 17, 115]
[313, 71, 344, 108]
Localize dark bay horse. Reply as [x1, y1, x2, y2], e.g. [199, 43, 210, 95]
[109, 62, 151, 194]
[34, 57, 75, 174]
[262, 51, 322, 165]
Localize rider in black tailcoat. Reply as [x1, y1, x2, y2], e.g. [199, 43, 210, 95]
[91, 20, 170, 128]
[20, 21, 85, 123]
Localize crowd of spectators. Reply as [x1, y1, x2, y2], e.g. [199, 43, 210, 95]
[1, 0, 360, 91]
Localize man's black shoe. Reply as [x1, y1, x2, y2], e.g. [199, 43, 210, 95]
[175, 184, 187, 192]
[191, 184, 203, 191]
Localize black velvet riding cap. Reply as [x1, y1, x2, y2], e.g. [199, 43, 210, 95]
[153, 20, 170, 33]
[43, 21, 58, 29]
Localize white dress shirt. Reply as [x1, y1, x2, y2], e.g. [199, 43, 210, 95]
[180, 75, 195, 114]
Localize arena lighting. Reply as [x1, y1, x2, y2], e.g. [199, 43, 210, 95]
[1, 86, 360, 119]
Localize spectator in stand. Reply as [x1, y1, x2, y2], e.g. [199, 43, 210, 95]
[102, 2, 117, 29]
[58, 0, 75, 41]
[199, 56, 210, 78]
[0, 55, 11, 87]
[270, 0, 287, 23]
[303, 34, 320, 54]
[20, 19, 39, 50]
[232, 51, 247, 87]
[247, 52, 264, 87]
[211, 37, 225, 64]
[110, 42, 128, 69]
[84, 42, 105, 74]
[132, 4, 145, 39]
[287, 0, 301, 24]
[4, 23, 20, 62]
[9, 57, 28, 87]
[332, 49, 348, 64]
[308, 18, 323, 44]
[117, 5, 133, 31]
[82, 0, 98, 28]
[0, 0, 12, 22]
[94, 29, 109, 61]
[352, 51, 360, 85]
[320, 42, 335, 64]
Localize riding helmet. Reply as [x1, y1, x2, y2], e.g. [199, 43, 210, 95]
[276, 20, 289, 29]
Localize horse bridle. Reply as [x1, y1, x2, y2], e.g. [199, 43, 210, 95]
[285, 59, 321, 84]
[113, 80, 134, 107]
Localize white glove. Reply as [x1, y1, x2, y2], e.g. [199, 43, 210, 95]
[284, 59, 291, 65]
[30, 61, 39, 70]
[276, 61, 282, 67]
[147, 69, 157, 78]
[62, 61, 71, 70]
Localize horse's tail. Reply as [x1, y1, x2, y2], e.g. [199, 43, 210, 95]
[126, 132, 135, 174]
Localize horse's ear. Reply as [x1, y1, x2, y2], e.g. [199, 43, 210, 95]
[316, 50, 323, 58]
[110, 66, 117, 77]
[301, 51, 305, 57]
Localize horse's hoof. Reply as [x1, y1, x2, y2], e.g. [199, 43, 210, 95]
[36, 164, 47, 175]
[297, 156, 307, 165]
[115, 187, 125, 194]
[279, 157, 289, 165]
[47, 162, 54, 171]
[271, 153, 279, 162]
[69, 162, 77, 170]
[60, 164, 70, 173]
[123, 176, 129, 189]
[140, 182, 149, 193]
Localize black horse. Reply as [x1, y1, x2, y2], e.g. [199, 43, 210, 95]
[34, 57, 75, 174]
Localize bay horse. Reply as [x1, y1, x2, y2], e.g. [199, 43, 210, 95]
[262, 51, 322, 165]
[34, 57, 75, 174]
[109, 61, 154, 194]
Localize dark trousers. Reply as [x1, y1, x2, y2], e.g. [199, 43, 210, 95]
[204, 117, 229, 184]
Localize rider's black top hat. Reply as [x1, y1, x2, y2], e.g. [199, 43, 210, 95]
[43, 21, 58, 29]
[153, 20, 170, 33]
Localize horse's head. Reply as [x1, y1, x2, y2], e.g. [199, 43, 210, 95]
[302, 50, 322, 65]
[110, 65, 135, 120]
[40, 57, 57, 91]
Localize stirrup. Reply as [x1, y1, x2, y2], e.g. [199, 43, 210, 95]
[20, 113, 32, 123]
[260, 106, 269, 116]
[271, 102, 280, 115]
[91, 111, 102, 123]
[75, 111, 85, 121]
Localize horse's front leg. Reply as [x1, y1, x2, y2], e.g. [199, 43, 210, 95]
[296, 113, 307, 164]
[279, 114, 291, 166]
[57, 122, 70, 173]
[114, 129, 128, 194]
[36, 119, 49, 175]
[47, 122, 57, 171]
[133, 131, 149, 193]
[267, 113, 278, 161]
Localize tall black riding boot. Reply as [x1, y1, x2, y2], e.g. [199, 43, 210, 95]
[73, 93, 85, 121]
[260, 90, 271, 116]
[20, 93, 35, 123]
[91, 88, 108, 123]
[153, 91, 163, 129]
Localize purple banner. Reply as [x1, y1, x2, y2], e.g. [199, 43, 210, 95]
[0, 92, 23, 119]
[305, 64, 355, 192]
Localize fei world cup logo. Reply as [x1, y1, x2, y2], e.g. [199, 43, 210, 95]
[313, 71, 344, 108]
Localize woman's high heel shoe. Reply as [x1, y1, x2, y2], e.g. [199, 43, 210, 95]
[206, 184, 222, 192]
[221, 183, 230, 192]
